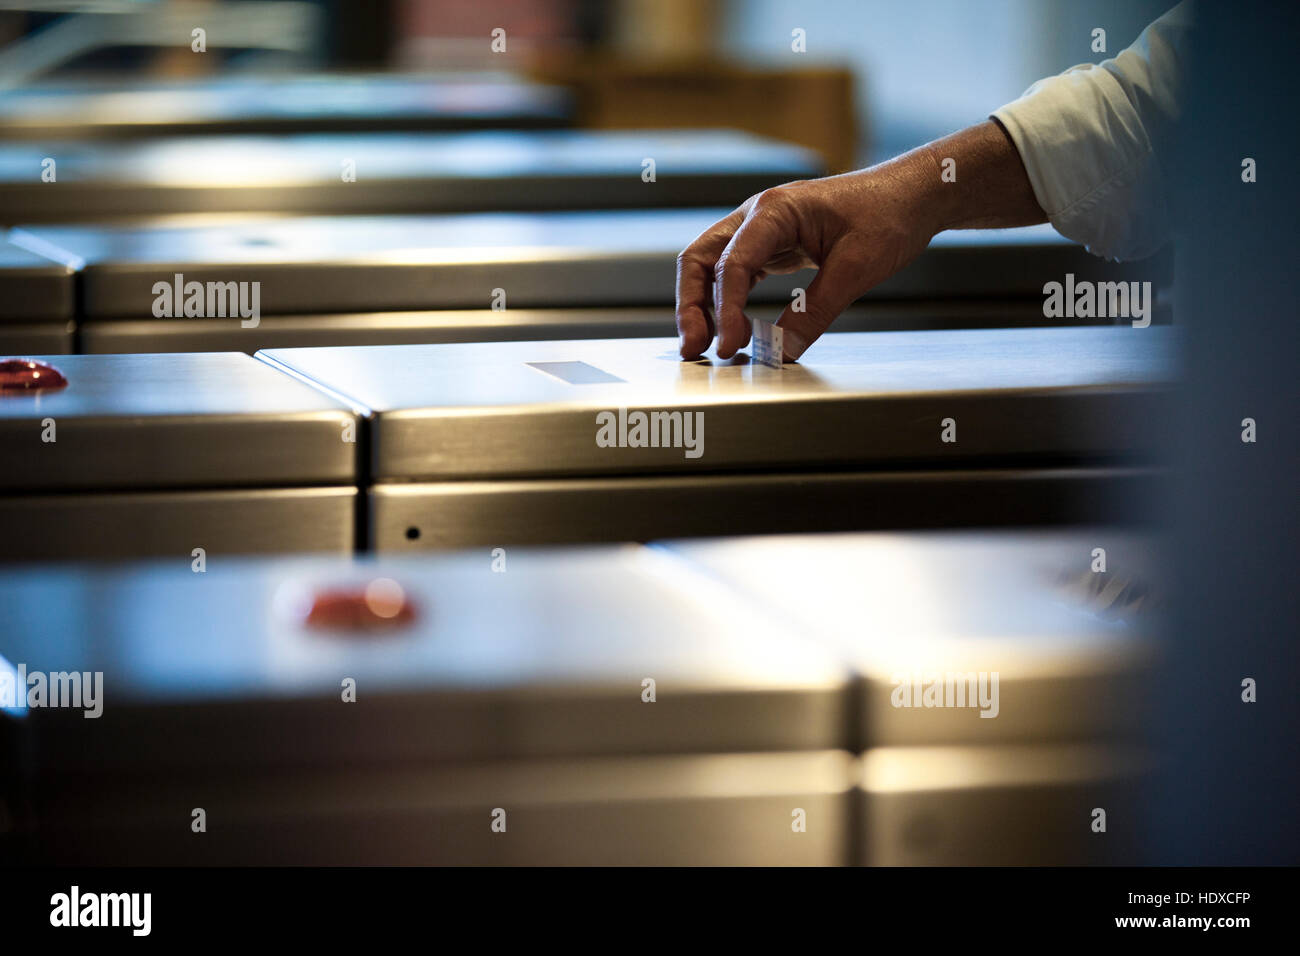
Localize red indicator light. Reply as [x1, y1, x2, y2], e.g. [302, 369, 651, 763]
[0, 358, 68, 393]
[303, 578, 417, 634]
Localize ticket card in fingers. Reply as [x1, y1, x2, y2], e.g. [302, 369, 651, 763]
[750, 318, 784, 368]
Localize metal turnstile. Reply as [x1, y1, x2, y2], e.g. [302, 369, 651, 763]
[0, 73, 573, 140]
[0, 129, 822, 224]
[257, 327, 1174, 550]
[0, 352, 357, 562]
[13, 213, 1165, 354]
[0, 236, 76, 354]
[0, 530, 1156, 864]
[0, 547, 853, 865]
[661, 530, 1159, 865]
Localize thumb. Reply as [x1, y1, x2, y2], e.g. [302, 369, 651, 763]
[775, 251, 865, 360]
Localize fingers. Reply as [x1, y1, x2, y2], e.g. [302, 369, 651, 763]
[676, 185, 864, 361]
[712, 201, 792, 359]
[676, 209, 744, 358]
[675, 249, 715, 359]
[775, 249, 865, 360]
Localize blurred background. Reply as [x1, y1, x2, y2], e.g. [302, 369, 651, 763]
[0, 0, 1173, 169]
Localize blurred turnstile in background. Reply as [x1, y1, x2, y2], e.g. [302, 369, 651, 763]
[9, 213, 1167, 355]
[0, 531, 1154, 865]
[0, 238, 75, 354]
[0, 73, 573, 140]
[0, 129, 822, 224]
[259, 327, 1174, 551]
[0, 547, 854, 865]
[0, 353, 357, 563]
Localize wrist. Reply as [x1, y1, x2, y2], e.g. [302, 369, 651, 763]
[881, 143, 955, 240]
[908, 120, 1046, 232]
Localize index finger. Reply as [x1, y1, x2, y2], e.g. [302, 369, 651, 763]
[713, 209, 789, 359]
[675, 210, 744, 359]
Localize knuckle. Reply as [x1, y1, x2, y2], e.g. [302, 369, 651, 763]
[751, 181, 807, 216]
[714, 250, 743, 280]
[750, 186, 787, 213]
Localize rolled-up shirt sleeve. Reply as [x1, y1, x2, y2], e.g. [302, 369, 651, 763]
[991, 1, 1193, 261]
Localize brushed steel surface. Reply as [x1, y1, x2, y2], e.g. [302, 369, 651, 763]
[0, 239, 75, 320]
[22, 210, 731, 315]
[0, 352, 357, 490]
[80, 308, 692, 354]
[24, 751, 853, 865]
[261, 327, 1175, 481]
[0, 73, 572, 140]
[858, 744, 1145, 865]
[369, 467, 1160, 551]
[77, 300, 1144, 356]
[0, 487, 355, 562]
[14, 212, 1161, 317]
[661, 530, 1159, 745]
[0, 546, 851, 769]
[0, 129, 820, 223]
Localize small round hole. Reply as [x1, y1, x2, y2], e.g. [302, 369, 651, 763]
[405, 526, 421, 541]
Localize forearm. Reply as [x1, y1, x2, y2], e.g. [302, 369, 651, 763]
[887, 119, 1048, 235]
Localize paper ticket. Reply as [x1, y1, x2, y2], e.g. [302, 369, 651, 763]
[750, 318, 784, 368]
